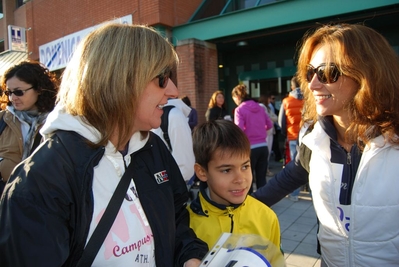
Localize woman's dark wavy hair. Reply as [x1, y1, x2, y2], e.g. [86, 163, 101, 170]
[1, 60, 58, 112]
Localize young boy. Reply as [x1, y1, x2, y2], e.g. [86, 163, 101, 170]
[189, 120, 282, 257]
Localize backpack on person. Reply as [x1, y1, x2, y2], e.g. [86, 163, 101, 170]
[160, 105, 175, 152]
[159, 105, 200, 201]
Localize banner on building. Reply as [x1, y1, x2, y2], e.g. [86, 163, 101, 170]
[39, 14, 132, 71]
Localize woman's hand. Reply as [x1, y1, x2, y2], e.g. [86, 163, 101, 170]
[183, 258, 202, 267]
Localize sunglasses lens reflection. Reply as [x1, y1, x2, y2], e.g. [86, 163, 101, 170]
[306, 67, 315, 83]
[306, 64, 340, 84]
[4, 90, 24, 97]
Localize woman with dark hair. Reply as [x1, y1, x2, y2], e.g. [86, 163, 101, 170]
[254, 23, 399, 266]
[0, 60, 58, 188]
[205, 90, 230, 121]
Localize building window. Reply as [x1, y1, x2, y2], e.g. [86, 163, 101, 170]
[16, 0, 29, 8]
[190, 0, 280, 22]
[223, 0, 258, 13]
[259, 0, 277, 5]
[190, 0, 229, 21]
[0, 40, 4, 53]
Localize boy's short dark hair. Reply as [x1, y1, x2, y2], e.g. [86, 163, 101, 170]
[192, 120, 250, 170]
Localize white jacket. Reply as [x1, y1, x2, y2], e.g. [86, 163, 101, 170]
[302, 122, 399, 267]
[151, 98, 195, 182]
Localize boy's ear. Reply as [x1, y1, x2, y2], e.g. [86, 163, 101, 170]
[194, 163, 208, 182]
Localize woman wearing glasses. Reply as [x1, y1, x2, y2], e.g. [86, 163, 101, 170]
[0, 61, 58, 191]
[254, 23, 399, 266]
[0, 24, 208, 267]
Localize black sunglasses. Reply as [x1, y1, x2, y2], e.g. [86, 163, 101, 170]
[4, 87, 34, 97]
[306, 63, 341, 84]
[156, 69, 171, 89]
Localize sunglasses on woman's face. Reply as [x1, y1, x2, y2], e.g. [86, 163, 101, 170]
[156, 69, 171, 89]
[4, 87, 34, 97]
[306, 63, 341, 84]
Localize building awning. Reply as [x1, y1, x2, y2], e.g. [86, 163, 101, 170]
[0, 50, 28, 78]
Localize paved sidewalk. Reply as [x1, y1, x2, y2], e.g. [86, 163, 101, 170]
[272, 194, 321, 267]
[267, 156, 321, 267]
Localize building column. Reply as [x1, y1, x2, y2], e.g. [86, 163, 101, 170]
[176, 38, 218, 126]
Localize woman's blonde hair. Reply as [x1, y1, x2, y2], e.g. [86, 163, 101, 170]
[297, 23, 399, 148]
[58, 23, 178, 149]
[231, 84, 248, 102]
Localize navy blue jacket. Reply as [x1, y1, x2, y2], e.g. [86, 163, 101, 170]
[0, 131, 208, 267]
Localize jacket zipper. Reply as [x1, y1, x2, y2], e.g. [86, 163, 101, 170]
[226, 207, 234, 233]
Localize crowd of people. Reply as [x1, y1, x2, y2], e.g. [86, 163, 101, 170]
[1, 21, 398, 267]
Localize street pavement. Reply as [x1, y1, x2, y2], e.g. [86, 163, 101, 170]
[266, 156, 322, 267]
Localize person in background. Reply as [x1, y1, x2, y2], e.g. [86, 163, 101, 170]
[181, 95, 198, 131]
[278, 75, 304, 201]
[188, 120, 284, 266]
[0, 23, 208, 267]
[205, 90, 230, 121]
[152, 95, 195, 182]
[269, 92, 283, 162]
[0, 60, 58, 192]
[232, 84, 273, 193]
[259, 93, 278, 176]
[253, 23, 399, 266]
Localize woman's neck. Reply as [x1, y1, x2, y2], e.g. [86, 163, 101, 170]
[333, 115, 353, 151]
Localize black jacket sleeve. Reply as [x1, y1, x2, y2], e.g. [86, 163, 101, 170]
[0, 138, 79, 267]
[0, 132, 102, 267]
[206, 107, 222, 121]
[252, 150, 309, 207]
[135, 134, 208, 267]
[167, 146, 208, 266]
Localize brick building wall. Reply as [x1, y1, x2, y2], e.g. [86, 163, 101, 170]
[1, 0, 28, 50]
[0, 0, 219, 126]
[23, 0, 202, 60]
[176, 39, 218, 126]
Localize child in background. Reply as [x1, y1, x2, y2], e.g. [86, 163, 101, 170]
[188, 120, 283, 258]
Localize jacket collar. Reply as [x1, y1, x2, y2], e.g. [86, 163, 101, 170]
[189, 181, 244, 216]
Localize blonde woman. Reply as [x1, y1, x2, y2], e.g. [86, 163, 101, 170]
[0, 23, 207, 267]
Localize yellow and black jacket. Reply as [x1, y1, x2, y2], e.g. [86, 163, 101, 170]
[188, 183, 281, 250]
